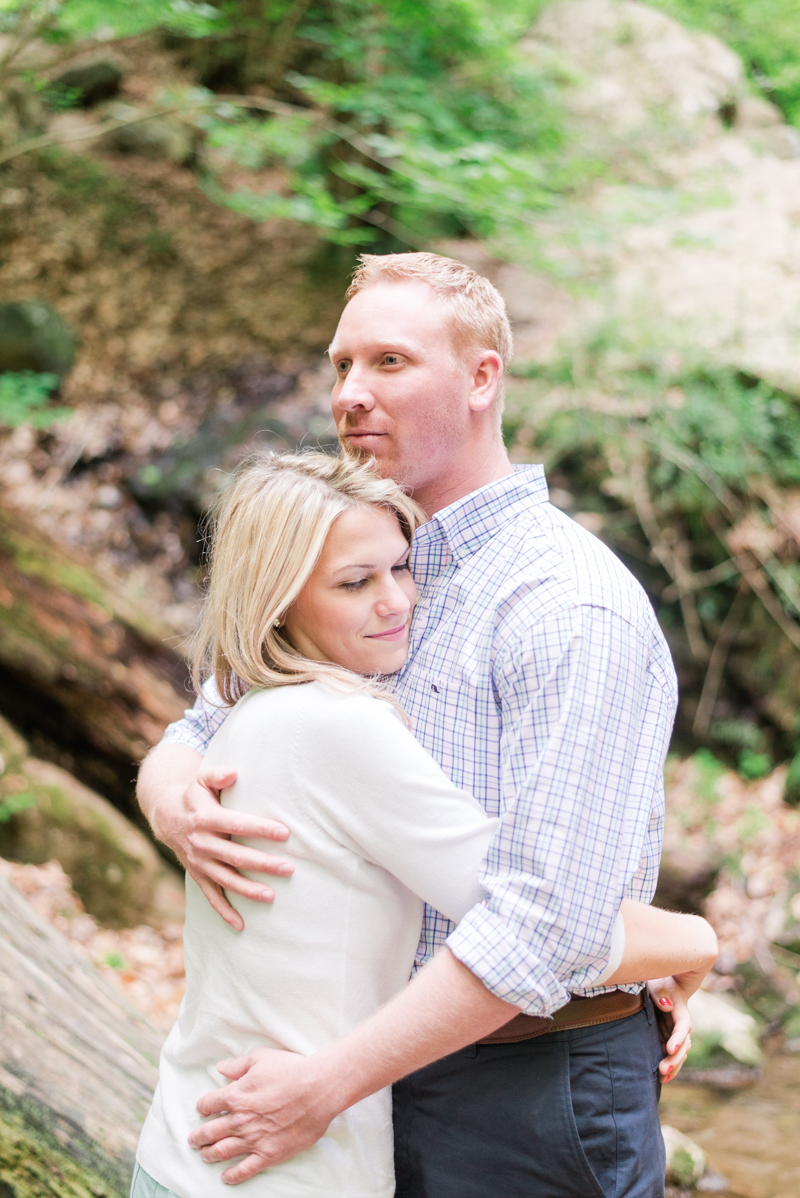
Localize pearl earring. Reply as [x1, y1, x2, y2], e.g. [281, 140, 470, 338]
[274, 618, 281, 628]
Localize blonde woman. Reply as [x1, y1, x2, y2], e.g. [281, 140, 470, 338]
[133, 451, 715, 1198]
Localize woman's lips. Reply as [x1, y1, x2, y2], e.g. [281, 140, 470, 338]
[366, 624, 407, 641]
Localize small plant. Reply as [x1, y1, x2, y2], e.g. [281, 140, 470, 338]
[0, 371, 71, 429]
[0, 791, 35, 822]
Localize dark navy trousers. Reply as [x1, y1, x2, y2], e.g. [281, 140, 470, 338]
[393, 996, 665, 1198]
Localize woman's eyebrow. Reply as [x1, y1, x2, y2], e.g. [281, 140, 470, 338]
[331, 562, 376, 574]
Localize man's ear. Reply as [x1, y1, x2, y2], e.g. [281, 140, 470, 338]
[467, 351, 503, 413]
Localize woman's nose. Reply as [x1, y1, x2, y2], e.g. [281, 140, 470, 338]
[375, 576, 411, 616]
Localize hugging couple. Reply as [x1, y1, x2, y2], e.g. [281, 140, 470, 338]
[134, 252, 717, 1198]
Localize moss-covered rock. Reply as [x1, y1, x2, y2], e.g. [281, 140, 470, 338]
[0, 302, 75, 379]
[0, 714, 183, 928]
[0, 1098, 122, 1198]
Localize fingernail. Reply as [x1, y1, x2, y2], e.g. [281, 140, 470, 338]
[278, 864, 294, 875]
[274, 825, 289, 838]
[659, 997, 672, 1007]
[259, 889, 274, 900]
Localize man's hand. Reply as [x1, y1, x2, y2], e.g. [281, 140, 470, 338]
[189, 1048, 335, 1184]
[189, 950, 516, 1182]
[137, 743, 294, 931]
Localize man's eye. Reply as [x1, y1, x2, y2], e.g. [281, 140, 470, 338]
[337, 361, 351, 375]
[383, 355, 401, 366]
[341, 578, 368, 591]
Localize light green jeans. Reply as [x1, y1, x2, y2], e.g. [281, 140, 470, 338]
[130, 1162, 182, 1198]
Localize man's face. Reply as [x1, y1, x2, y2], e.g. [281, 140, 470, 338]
[328, 281, 474, 491]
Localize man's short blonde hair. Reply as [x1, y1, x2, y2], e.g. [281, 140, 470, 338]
[346, 252, 513, 418]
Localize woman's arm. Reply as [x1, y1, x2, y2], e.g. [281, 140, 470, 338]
[606, 899, 718, 992]
[607, 899, 718, 1084]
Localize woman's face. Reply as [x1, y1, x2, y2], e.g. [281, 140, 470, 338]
[283, 504, 417, 675]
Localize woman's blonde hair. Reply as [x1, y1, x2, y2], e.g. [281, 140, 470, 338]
[191, 450, 425, 706]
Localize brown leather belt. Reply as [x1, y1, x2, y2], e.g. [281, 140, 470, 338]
[478, 989, 645, 1045]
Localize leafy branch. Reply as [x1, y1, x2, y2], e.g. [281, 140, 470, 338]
[505, 351, 800, 759]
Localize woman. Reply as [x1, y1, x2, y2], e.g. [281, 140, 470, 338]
[134, 451, 715, 1198]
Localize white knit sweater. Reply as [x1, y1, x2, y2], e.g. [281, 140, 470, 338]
[137, 682, 501, 1198]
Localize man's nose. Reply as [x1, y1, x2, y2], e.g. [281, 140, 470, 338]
[334, 365, 375, 412]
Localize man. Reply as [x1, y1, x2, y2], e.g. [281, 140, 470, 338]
[137, 252, 679, 1197]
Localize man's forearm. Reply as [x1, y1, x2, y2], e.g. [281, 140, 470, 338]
[309, 948, 518, 1116]
[136, 742, 203, 840]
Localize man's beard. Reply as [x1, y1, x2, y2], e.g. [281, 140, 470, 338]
[337, 427, 417, 489]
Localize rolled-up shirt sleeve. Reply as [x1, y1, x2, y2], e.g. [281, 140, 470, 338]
[161, 676, 231, 753]
[446, 603, 674, 1016]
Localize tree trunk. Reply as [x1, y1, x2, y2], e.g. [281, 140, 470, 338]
[0, 499, 191, 815]
[0, 867, 161, 1197]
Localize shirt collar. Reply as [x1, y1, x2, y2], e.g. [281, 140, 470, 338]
[411, 465, 549, 579]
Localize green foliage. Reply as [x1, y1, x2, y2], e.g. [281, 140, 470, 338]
[784, 750, 800, 805]
[1, 0, 562, 248]
[648, 0, 800, 127]
[0, 0, 223, 41]
[505, 335, 800, 754]
[193, 0, 564, 246]
[0, 790, 34, 822]
[691, 748, 725, 806]
[0, 371, 70, 429]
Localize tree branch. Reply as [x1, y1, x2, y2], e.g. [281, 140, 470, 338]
[693, 585, 747, 738]
[0, 1, 60, 78]
[628, 457, 709, 661]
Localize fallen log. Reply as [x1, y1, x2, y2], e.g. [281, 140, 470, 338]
[0, 866, 161, 1197]
[0, 499, 191, 815]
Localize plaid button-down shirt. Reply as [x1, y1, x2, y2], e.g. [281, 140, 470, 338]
[162, 466, 677, 1015]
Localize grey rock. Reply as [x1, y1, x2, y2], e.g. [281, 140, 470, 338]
[697, 1172, 730, 1192]
[662, 1124, 707, 1187]
[52, 58, 124, 107]
[102, 102, 195, 165]
[0, 301, 75, 378]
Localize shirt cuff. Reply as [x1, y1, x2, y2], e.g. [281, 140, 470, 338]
[160, 719, 212, 754]
[445, 905, 572, 1017]
[594, 910, 625, 986]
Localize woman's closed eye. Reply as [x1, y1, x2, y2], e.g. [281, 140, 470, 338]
[341, 577, 368, 591]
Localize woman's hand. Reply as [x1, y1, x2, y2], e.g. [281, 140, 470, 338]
[648, 975, 693, 1083]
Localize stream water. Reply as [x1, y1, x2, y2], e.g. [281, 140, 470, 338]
[660, 1051, 800, 1196]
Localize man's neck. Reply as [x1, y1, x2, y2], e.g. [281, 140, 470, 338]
[413, 442, 515, 519]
